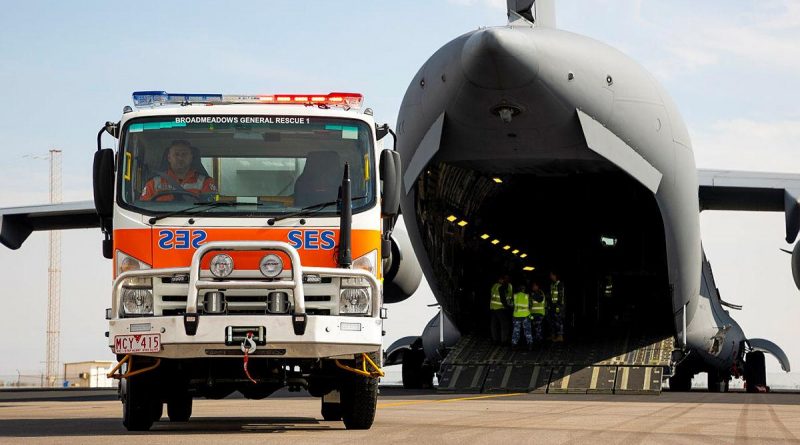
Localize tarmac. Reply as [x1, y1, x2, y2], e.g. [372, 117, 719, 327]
[1, 387, 799, 444]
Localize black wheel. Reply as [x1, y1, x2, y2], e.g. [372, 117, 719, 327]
[402, 349, 425, 389]
[167, 395, 193, 422]
[152, 402, 163, 422]
[707, 373, 729, 393]
[321, 401, 342, 421]
[340, 375, 378, 430]
[121, 373, 157, 431]
[668, 373, 692, 392]
[745, 351, 767, 392]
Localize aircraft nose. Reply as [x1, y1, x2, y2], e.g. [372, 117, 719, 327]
[461, 27, 538, 89]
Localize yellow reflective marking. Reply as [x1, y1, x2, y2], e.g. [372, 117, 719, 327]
[378, 392, 524, 408]
[364, 153, 370, 180]
[124, 152, 132, 181]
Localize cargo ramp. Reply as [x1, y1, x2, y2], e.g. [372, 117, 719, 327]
[437, 332, 674, 394]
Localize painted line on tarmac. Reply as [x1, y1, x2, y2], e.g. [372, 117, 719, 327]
[378, 392, 524, 408]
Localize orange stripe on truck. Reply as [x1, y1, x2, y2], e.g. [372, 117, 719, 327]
[114, 227, 381, 277]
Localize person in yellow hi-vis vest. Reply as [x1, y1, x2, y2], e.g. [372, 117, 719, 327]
[489, 275, 513, 344]
[529, 281, 547, 343]
[548, 271, 566, 342]
[510, 283, 533, 350]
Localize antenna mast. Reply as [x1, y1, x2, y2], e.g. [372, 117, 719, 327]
[45, 149, 62, 386]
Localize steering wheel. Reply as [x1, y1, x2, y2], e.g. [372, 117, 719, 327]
[149, 189, 197, 202]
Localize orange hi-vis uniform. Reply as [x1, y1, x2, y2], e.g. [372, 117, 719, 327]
[141, 169, 216, 201]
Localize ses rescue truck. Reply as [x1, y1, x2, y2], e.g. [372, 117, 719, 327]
[91, 91, 403, 430]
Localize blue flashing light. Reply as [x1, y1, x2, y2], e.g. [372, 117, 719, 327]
[132, 91, 223, 107]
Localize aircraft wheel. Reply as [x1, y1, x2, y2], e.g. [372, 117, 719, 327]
[402, 349, 429, 389]
[167, 395, 193, 422]
[668, 373, 692, 392]
[121, 373, 157, 431]
[152, 402, 163, 421]
[745, 351, 767, 392]
[340, 374, 378, 430]
[707, 373, 729, 393]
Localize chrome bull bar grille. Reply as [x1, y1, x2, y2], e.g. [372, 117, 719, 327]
[112, 241, 381, 336]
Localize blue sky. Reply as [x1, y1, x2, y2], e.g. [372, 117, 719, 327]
[1, 0, 799, 382]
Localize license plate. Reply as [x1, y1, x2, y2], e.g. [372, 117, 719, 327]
[114, 334, 161, 354]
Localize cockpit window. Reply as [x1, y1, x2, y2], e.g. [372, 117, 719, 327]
[118, 116, 375, 216]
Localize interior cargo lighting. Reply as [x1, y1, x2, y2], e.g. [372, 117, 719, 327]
[491, 239, 500, 245]
[457, 220, 468, 227]
[512, 249, 519, 255]
[446, 215, 458, 222]
[503, 245, 511, 250]
[523, 266, 535, 271]
[132, 91, 364, 109]
[520, 253, 528, 258]
[492, 177, 503, 183]
[480, 234, 490, 239]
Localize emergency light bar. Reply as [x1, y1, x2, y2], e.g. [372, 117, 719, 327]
[132, 91, 363, 109]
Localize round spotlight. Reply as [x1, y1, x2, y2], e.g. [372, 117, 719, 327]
[259, 254, 283, 278]
[209, 254, 234, 278]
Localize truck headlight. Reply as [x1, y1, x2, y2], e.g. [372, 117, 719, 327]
[339, 288, 370, 314]
[121, 288, 154, 316]
[259, 254, 283, 278]
[210, 254, 234, 278]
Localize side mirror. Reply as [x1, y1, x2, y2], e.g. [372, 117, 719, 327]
[93, 149, 115, 219]
[380, 149, 402, 217]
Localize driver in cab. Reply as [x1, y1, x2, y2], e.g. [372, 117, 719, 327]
[141, 140, 217, 201]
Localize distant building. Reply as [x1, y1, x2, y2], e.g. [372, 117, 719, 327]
[63, 361, 115, 388]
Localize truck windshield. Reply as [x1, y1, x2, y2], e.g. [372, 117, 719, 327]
[118, 115, 375, 216]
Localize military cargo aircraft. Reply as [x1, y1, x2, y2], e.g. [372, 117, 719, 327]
[388, 0, 795, 393]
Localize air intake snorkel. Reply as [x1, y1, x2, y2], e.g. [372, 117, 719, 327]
[338, 163, 352, 268]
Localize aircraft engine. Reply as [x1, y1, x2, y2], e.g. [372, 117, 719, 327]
[792, 242, 800, 291]
[383, 221, 422, 303]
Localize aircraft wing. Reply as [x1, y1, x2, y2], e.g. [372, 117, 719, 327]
[0, 201, 99, 250]
[698, 169, 800, 243]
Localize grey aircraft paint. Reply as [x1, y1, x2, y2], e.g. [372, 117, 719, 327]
[394, 0, 793, 384]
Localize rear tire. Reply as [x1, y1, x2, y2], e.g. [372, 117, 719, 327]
[745, 351, 767, 392]
[121, 374, 157, 431]
[340, 375, 378, 430]
[167, 395, 193, 422]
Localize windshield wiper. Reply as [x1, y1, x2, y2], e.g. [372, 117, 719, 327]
[148, 201, 238, 224]
[267, 196, 366, 225]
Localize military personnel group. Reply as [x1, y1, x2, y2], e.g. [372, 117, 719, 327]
[489, 272, 565, 350]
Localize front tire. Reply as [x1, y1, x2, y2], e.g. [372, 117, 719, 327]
[121, 374, 157, 431]
[340, 375, 378, 430]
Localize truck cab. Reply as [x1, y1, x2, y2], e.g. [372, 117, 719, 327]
[96, 91, 402, 430]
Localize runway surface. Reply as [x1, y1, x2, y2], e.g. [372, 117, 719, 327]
[1, 388, 799, 444]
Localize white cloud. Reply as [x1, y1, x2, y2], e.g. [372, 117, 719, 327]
[693, 119, 800, 173]
[633, 2, 800, 79]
